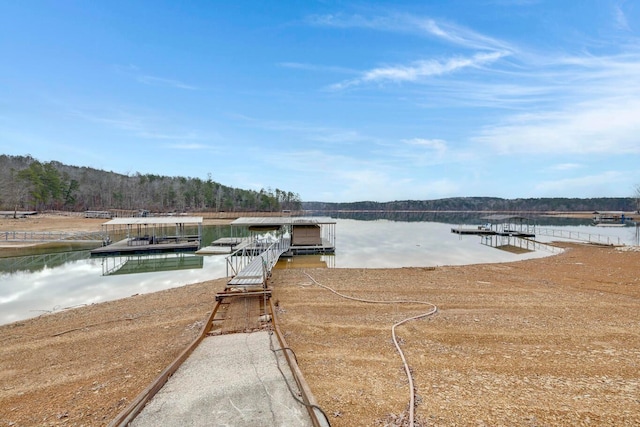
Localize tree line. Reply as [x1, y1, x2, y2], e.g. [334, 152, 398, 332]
[303, 196, 638, 213]
[0, 155, 302, 214]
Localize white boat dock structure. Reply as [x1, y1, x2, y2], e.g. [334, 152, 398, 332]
[453, 214, 626, 252]
[90, 217, 203, 256]
[220, 217, 336, 297]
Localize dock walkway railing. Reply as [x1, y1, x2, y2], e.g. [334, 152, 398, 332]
[535, 228, 622, 246]
[226, 236, 291, 286]
[0, 230, 104, 242]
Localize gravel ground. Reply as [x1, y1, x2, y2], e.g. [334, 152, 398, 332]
[1, 215, 639, 426]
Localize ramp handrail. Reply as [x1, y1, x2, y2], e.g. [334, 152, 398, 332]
[226, 236, 291, 279]
[536, 227, 622, 246]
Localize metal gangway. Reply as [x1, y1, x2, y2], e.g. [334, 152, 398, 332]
[535, 228, 623, 246]
[225, 235, 291, 288]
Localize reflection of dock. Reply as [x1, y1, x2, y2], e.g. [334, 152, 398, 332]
[101, 253, 204, 276]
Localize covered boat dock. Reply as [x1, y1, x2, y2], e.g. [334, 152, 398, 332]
[90, 217, 203, 256]
[229, 216, 336, 255]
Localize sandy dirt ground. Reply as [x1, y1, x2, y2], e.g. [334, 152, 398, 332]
[1, 215, 639, 426]
[272, 244, 640, 426]
[0, 213, 232, 235]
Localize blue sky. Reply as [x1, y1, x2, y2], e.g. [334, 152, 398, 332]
[1, 0, 639, 202]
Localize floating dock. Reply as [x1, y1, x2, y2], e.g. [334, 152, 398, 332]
[451, 227, 535, 238]
[451, 226, 496, 236]
[195, 237, 249, 255]
[90, 238, 199, 256]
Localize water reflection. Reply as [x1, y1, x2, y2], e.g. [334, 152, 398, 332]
[334, 219, 551, 268]
[0, 254, 229, 325]
[102, 253, 204, 276]
[1, 218, 637, 325]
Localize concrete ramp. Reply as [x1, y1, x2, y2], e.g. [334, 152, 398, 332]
[130, 331, 313, 427]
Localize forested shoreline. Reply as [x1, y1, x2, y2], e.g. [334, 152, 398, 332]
[303, 197, 638, 213]
[2, 154, 637, 215]
[0, 155, 301, 213]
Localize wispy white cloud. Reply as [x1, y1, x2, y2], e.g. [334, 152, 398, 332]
[307, 13, 514, 52]
[403, 138, 447, 157]
[138, 131, 202, 140]
[547, 163, 583, 171]
[613, 3, 630, 31]
[264, 148, 460, 201]
[534, 170, 630, 196]
[486, 0, 541, 6]
[305, 13, 404, 32]
[165, 143, 210, 150]
[278, 62, 357, 75]
[415, 18, 513, 52]
[136, 75, 198, 90]
[72, 109, 148, 133]
[232, 114, 371, 144]
[113, 64, 198, 90]
[307, 12, 519, 95]
[377, 137, 452, 168]
[72, 108, 211, 144]
[330, 51, 508, 90]
[473, 96, 640, 155]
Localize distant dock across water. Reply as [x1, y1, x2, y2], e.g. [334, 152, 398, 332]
[453, 214, 626, 251]
[451, 215, 536, 238]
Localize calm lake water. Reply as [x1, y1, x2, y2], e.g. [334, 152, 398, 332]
[1, 216, 637, 325]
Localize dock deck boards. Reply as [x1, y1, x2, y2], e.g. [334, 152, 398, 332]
[451, 228, 535, 238]
[228, 256, 266, 286]
[451, 227, 496, 235]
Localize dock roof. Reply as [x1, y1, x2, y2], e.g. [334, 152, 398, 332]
[230, 216, 336, 227]
[102, 216, 203, 226]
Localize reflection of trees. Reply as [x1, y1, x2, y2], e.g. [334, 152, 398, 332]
[0, 251, 90, 274]
[304, 197, 636, 214]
